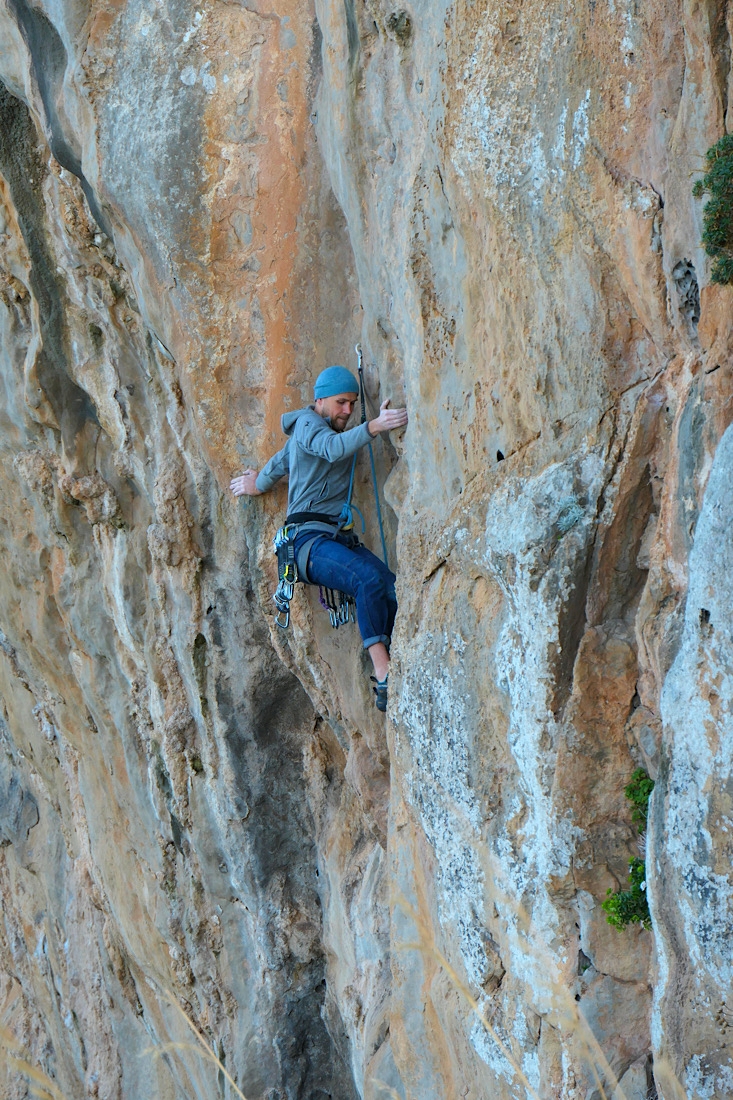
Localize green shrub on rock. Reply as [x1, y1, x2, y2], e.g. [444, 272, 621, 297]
[625, 767, 655, 829]
[602, 769, 655, 931]
[693, 133, 733, 285]
[602, 858, 652, 931]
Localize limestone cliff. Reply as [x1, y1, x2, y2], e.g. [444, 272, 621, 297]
[0, 0, 732, 1098]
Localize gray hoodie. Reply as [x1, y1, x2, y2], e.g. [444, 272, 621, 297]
[256, 406, 374, 521]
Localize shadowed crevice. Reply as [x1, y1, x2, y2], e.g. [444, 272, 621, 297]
[343, 0, 360, 72]
[5, 0, 111, 236]
[0, 80, 99, 446]
[212, 647, 359, 1100]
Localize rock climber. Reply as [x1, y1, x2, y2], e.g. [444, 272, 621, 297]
[230, 365, 408, 711]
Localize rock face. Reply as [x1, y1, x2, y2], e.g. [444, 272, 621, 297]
[0, 0, 732, 1097]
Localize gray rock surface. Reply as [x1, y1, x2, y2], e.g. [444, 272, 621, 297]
[0, 0, 732, 1097]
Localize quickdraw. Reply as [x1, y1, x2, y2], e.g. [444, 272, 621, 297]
[273, 524, 298, 629]
[318, 586, 355, 628]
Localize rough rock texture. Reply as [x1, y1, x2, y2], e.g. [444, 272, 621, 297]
[0, 0, 732, 1097]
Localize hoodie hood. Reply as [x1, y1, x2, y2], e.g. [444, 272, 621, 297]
[282, 407, 313, 436]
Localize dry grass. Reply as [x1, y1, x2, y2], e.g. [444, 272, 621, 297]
[146, 989, 249, 1100]
[395, 895, 542, 1100]
[0, 990, 248, 1100]
[2, 951, 689, 1100]
[0, 883, 688, 1100]
[0, 1026, 67, 1100]
[393, 839, 632, 1100]
[396, 888, 620, 1095]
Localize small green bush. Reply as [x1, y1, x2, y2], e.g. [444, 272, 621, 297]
[602, 858, 651, 931]
[602, 768, 655, 931]
[625, 767, 655, 828]
[693, 132, 733, 284]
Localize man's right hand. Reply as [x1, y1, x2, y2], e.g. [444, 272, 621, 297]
[230, 469, 262, 496]
[368, 399, 408, 436]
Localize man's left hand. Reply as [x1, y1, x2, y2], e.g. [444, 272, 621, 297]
[368, 399, 408, 436]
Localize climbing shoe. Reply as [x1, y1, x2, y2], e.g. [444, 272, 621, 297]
[371, 675, 388, 712]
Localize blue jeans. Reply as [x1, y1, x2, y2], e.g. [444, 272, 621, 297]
[295, 533, 397, 649]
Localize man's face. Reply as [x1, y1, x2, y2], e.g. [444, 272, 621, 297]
[316, 392, 358, 431]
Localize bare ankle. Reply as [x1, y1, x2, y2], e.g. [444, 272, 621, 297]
[368, 642, 390, 682]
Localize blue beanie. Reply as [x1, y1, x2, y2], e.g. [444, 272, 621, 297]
[314, 365, 359, 399]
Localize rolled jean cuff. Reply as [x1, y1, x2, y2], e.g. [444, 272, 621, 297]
[362, 633, 391, 649]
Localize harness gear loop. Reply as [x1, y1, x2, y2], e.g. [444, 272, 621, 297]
[273, 524, 298, 629]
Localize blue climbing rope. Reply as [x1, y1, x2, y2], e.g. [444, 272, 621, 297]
[338, 451, 365, 534]
[356, 344, 389, 568]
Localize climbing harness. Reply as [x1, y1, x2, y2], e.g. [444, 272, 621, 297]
[271, 344, 389, 630]
[272, 520, 356, 631]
